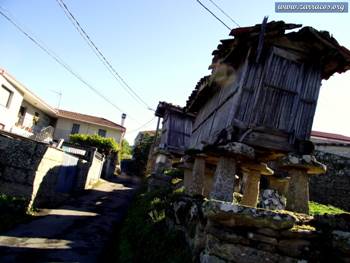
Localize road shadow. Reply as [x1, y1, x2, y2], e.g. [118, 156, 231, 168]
[0, 176, 140, 263]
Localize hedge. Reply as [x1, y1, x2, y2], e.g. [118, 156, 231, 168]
[69, 134, 119, 154]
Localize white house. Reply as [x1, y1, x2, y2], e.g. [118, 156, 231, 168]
[0, 68, 126, 143]
[54, 109, 126, 144]
[311, 131, 350, 158]
[0, 68, 57, 138]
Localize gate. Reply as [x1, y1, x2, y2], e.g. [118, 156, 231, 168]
[56, 152, 79, 193]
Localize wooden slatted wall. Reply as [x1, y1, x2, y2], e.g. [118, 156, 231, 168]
[189, 46, 322, 150]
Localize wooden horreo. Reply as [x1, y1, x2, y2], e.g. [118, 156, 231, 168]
[155, 101, 194, 156]
[186, 21, 350, 155]
[151, 20, 350, 214]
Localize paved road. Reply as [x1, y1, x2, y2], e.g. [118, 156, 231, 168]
[0, 176, 140, 263]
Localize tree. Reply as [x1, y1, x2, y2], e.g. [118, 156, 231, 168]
[132, 133, 154, 176]
[120, 139, 132, 160]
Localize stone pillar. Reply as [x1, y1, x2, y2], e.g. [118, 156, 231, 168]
[203, 170, 214, 198]
[183, 163, 193, 195]
[210, 157, 236, 202]
[286, 168, 310, 214]
[275, 154, 327, 214]
[240, 170, 261, 207]
[187, 155, 206, 196]
[240, 162, 273, 208]
[153, 152, 171, 175]
[241, 173, 249, 195]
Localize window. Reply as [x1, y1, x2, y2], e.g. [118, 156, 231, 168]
[71, 123, 80, 134]
[98, 129, 106, 137]
[0, 85, 13, 108]
[17, 106, 27, 126]
[33, 112, 40, 125]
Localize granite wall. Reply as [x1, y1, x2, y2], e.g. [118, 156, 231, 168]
[168, 197, 350, 263]
[0, 133, 102, 208]
[310, 151, 350, 211]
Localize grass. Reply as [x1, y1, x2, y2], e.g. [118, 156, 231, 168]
[107, 184, 348, 262]
[309, 201, 348, 216]
[114, 185, 192, 263]
[0, 194, 33, 233]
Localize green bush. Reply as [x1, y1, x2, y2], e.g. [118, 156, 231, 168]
[115, 185, 192, 263]
[0, 194, 32, 233]
[69, 134, 119, 154]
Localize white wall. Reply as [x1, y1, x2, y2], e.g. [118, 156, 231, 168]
[20, 100, 54, 131]
[0, 75, 24, 131]
[54, 118, 123, 143]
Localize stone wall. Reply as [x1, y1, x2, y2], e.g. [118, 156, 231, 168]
[0, 134, 97, 208]
[168, 197, 350, 263]
[0, 134, 47, 207]
[313, 140, 350, 158]
[310, 151, 350, 211]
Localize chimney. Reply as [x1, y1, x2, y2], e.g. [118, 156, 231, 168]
[121, 113, 126, 127]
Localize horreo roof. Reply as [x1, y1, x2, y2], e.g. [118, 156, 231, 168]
[185, 20, 350, 113]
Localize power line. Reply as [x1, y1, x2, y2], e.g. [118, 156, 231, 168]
[55, 0, 153, 110]
[126, 117, 156, 134]
[195, 0, 231, 31]
[207, 0, 240, 27]
[0, 7, 140, 122]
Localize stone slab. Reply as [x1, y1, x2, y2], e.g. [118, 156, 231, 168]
[207, 234, 300, 263]
[202, 200, 297, 230]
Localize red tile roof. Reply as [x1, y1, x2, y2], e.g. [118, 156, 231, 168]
[311, 131, 350, 143]
[57, 109, 126, 131]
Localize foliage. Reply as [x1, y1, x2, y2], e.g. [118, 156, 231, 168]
[69, 133, 119, 154]
[120, 139, 132, 160]
[309, 201, 348, 215]
[115, 185, 192, 263]
[132, 133, 155, 176]
[0, 194, 33, 233]
[164, 168, 184, 178]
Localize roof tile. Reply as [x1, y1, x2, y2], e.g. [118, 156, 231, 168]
[57, 109, 126, 131]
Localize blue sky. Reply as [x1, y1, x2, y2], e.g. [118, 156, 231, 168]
[1, 0, 349, 144]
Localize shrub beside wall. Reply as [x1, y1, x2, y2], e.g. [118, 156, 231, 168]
[69, 134, 119, 155]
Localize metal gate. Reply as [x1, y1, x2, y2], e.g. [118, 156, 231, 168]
[56, 152, 79, 193]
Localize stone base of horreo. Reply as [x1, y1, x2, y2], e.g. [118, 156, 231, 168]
[167, 197, 350, 263]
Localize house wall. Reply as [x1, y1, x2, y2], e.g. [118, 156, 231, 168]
[0, 75, 24, 131]
[19, 100, 54, 132]
[311, 137, 350, 158]
[54, 118, 123, 143]
[314, 144, 350, 159]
